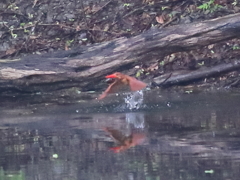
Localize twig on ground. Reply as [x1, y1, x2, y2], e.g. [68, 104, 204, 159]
[0, 11, 29, 20]
[2, 23, 120, 35]
[93, 0, 113, 15]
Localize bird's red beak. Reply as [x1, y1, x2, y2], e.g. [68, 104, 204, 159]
[105, 74, 117, 78]
[109, 146, 121, 153]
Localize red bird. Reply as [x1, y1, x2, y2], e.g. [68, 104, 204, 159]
[104, 127, 146, 153]
[98, 72, 147, 100]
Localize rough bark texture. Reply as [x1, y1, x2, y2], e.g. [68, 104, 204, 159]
[154, 60, 240, 86]
[0, 13, 240, 93]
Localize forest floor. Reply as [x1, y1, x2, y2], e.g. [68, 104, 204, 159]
[1, 0, 240, 94]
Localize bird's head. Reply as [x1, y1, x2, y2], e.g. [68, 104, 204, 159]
[105, 72, 123, 79]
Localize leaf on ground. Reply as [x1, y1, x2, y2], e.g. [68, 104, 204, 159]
[6, 47, 17, 55]
[156, 15, 165, 24]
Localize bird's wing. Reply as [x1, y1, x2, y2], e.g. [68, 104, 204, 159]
[98, 80, 123, 99]
[128, 77, 147, 91]
[104, 127, 127, 144]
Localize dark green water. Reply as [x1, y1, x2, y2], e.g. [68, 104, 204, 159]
[1, 91, 240, 180]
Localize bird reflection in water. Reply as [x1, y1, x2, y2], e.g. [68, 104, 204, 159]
[104, 127, 146, 153]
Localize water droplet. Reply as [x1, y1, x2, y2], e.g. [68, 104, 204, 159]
[167, 102, 171, 107]
[124, 91, 144, 110]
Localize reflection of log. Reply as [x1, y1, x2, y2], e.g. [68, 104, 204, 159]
[0, 13, 240, 93]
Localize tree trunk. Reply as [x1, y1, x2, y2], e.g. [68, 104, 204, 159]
[0, 13, 240, 94]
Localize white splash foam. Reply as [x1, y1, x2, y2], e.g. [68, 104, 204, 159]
[124, 90, 144, 110]
[126, 112, 145, 129]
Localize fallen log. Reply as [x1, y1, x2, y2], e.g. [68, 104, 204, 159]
[0, 13, 240, 94]
[154, 60, 240, 86]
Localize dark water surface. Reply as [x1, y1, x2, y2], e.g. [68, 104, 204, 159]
[1, 91, 240, 180]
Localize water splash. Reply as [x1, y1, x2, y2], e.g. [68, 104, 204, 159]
[124, 90, 144, 110]
[126, 112, 145, 129]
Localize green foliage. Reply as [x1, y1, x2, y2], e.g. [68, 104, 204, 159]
[233, 45, 240, 50]
[123, 3, 131, 7]
[205, 169, 214, 174]
[197, 0, 223, 13]
[66, 39, 74, 46]
[81, 38, 88, 41]
[198, 61, 204, 66]
[185, 90, 193, 94]
[10, 29, 17, 38]
[24, 28, 29, 33]
[52, 154, 58, 158]
[136, 69, 144, 78]
[198, 0, 214, 10]
[0, 167, 25, 180]
[159, 61, 165, 66]
[161, 6, 168, 11]
[7, 3, 19, 10]
[28, 13, 34, 19]
[232, 0, 238, 6]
